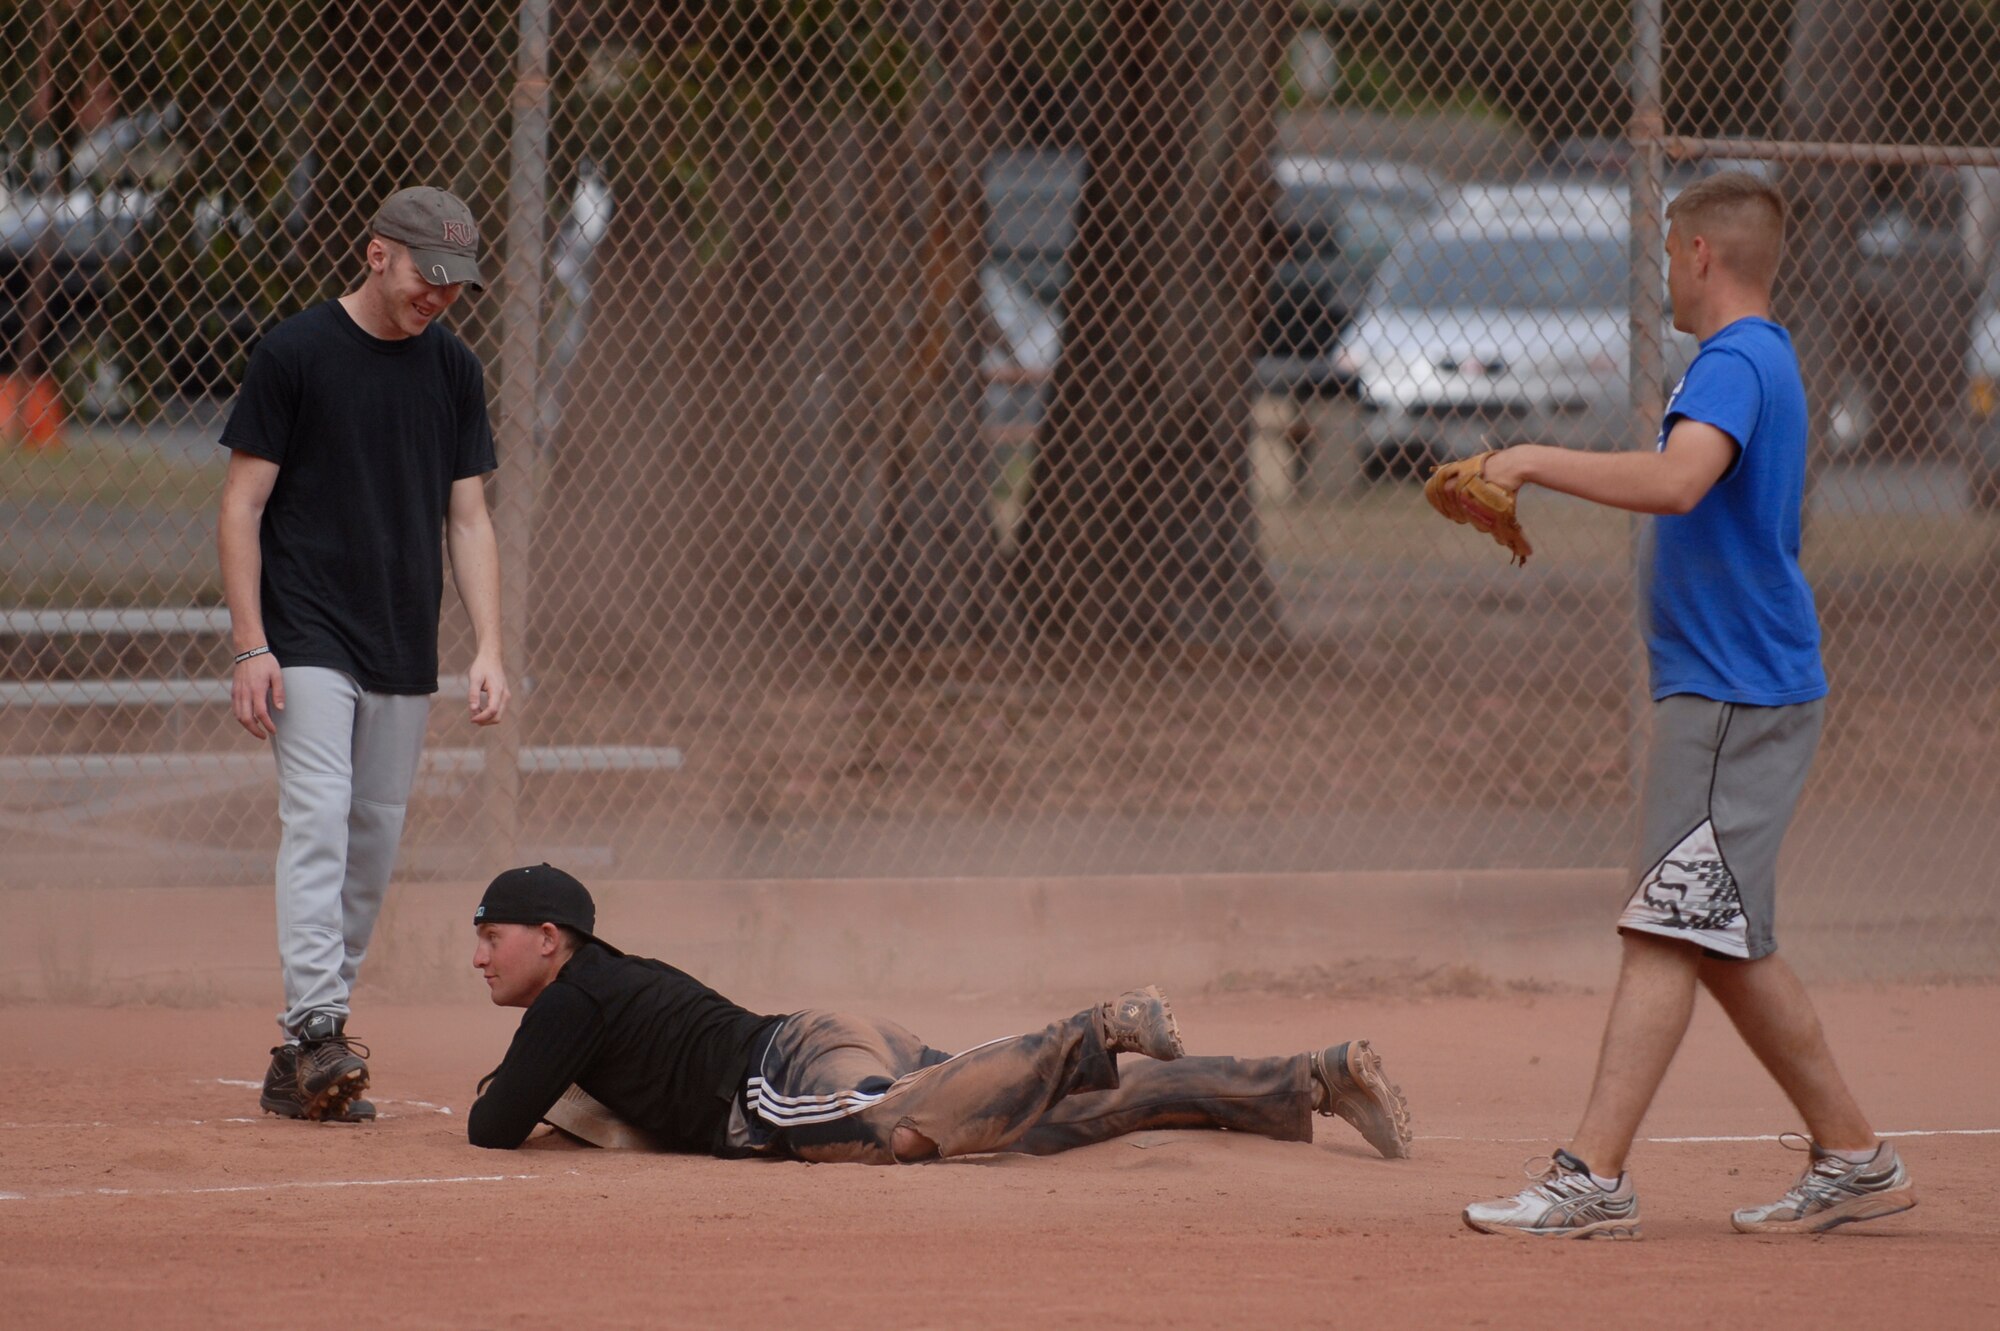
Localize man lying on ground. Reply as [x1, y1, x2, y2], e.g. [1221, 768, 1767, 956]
[466, 864, 1414, 1165]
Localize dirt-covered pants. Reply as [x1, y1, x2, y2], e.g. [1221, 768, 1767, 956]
[745, 1006, 1316, 1164]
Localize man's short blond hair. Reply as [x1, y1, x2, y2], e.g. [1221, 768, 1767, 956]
[1666, 171, 1787, 287]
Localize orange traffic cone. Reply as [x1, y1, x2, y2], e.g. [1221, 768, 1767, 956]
[0, 374, 22, 446]
[18, 373, 63, 453]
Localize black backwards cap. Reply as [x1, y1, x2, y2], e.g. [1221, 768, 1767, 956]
[474, 863, 621, 956]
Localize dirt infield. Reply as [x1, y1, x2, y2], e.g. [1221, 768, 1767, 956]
[4, 982, 1995, 1329]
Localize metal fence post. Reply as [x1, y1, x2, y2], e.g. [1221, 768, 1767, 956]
[484, 0, 553, 870]
[1626, 0, 1668, 798]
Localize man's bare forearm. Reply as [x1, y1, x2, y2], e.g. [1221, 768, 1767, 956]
[1484, 425, 1735, 517]
[447, 511, 503, 656]
[217, 495, 269, 652]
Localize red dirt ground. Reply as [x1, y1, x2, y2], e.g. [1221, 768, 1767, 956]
[3, 982, 1995, 1329]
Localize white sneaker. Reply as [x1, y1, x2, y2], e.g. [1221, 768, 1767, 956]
[1464, 1148, 1641, 1239]
[1731, 1136, 1916, 1234]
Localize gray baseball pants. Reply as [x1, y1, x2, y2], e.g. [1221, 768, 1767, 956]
[268, 666, 430, 1037]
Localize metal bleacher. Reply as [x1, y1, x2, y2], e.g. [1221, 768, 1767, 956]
[1, 607, 681, 863]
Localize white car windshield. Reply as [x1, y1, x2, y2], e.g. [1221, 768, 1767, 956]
[1380, 234, 1628, 310]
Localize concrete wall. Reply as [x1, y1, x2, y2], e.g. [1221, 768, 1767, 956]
[5, 871, 1625, 1007]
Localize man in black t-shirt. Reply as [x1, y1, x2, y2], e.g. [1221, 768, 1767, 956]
[467, 865, 1416, 1165]
[218, 186, 510, 1124]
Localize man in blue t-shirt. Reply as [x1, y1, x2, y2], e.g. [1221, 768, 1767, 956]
[1453, 173, 1915, 1239]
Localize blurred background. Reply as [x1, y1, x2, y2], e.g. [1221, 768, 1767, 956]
[1, 2, 1994, 977]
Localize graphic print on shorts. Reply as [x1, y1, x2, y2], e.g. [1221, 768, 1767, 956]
[1618, 818, 1750, 957]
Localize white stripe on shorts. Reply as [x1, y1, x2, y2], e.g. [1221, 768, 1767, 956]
[746, 1077, 889, 1126]
[745, 1031, 1025, 1128]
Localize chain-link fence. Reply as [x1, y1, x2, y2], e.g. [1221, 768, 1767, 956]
[2, 2, 1995, 973]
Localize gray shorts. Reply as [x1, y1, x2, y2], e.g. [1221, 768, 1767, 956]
[1618, 694, 1824, 961]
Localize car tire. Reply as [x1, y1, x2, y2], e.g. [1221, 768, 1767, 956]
[1972, 467, 2000, 513]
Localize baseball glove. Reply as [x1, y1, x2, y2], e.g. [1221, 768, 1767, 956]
[1423, 449, 1532, 566]
[543, 1083, 666, 1151]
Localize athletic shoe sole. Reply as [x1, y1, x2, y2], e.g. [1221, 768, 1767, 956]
[1330, 1041, 1414, 1161]
[1146, 988, 1185, 1060]
[1731, 1184, 1917, 1234]
[1463, 1212, 1643, 1240]
[300, 1060, 370, 1122]
[260, 1092, 376, 1123]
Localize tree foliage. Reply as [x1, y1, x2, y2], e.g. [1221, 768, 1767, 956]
[1306, 1, 2000, 146]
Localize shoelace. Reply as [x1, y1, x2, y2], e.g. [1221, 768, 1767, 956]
[310, 1032, 371, 1061]
[1517, 1154, 1596, 1200]
[1772, 1131, 1868, 1209]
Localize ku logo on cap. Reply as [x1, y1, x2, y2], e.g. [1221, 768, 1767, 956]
[442, 220, 475, 247]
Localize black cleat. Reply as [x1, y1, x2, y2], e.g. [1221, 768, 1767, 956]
[295, 1012, 371, 1121]
[259, 1043, 375, 1122]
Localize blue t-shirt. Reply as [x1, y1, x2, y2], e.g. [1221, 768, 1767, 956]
[1644, 317, 1826, 705]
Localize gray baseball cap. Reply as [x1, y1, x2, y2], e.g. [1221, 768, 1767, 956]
[370, 186, 488, 290]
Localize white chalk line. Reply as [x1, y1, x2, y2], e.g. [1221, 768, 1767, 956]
[1418, 1128, 2000, 1144]
[3, 1120, 261, 1130]
[1, 1130, 1989, 1203]
[0, 1114, 451, 1129]
[207, 1078, 454, 1113]
[0, 1079, 456, 1133]
[0, 1173, 536, 1203]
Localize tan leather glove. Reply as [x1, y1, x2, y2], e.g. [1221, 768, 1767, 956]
[1423, 449, 1532, 566]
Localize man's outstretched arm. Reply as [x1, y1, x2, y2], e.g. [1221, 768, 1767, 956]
[1481, 419, 1738, 516]
[468, 987, 602, 1148]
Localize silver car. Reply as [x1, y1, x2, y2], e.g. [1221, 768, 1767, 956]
[979, 150, 1444, 423]
[1338, 182, 1690, 478]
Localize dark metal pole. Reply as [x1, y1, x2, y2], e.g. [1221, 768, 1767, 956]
[485, 0, 551, 869]
[1663, 136, 2000, 169]
[1625, 0, 1667, 798]
[1629, 0, 1667, 447]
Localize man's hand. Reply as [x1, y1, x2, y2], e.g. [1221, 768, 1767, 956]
[232, 653, 285, 739]
[468, 652, 510, 726]
[1476, 446, 1530, 495]
[1423, 449, 1534, 565]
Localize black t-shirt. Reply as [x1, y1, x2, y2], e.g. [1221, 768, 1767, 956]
[467, 944, 783, 1155]
[219, 300, 497, 694]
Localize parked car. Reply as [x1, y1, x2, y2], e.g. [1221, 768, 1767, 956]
[1540, 141, 1996, 463]
[980, 265, 1061, 448]
[1337, 182, 1694, 479]
[0, 183, 150, 379]
[1967, 288, 2000, 505]
[1972, 411, 2000, 509]
[1259, 155, 1444, 397]
[0, 169, 281, 408]
[1962, 269, 2000, 421]
[978, 149, 1443, 440]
